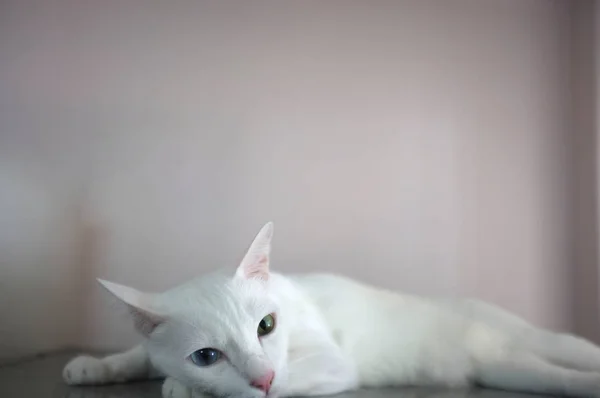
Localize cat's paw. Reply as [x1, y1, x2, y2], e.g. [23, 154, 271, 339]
[63, 355, 110, 385]
[162, 378, 193, 398]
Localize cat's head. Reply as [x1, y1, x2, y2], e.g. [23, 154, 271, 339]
[98, 222, 289, 398]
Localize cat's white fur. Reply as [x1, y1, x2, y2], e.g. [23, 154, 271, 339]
[64, 222, 600, 398]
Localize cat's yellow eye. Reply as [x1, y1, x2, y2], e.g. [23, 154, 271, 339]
[257, 314, 276, 337]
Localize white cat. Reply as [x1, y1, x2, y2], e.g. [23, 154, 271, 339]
[64, 222, 600, 398]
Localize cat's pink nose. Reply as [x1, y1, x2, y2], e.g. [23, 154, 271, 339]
[250, 370, 275, 394]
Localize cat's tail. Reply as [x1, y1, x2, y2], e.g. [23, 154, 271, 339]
[521, 328, 600, 373]
[474, 352, 600, 398]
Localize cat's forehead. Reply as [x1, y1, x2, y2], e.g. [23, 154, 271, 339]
[162, 272, 272, 316]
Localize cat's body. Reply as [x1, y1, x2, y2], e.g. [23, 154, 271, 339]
[64, 223, 600, 398]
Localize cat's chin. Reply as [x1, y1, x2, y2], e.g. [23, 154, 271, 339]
[265, 385, 283, 398]
[215, 385, 274, 398]
[227, 391, 272, 398]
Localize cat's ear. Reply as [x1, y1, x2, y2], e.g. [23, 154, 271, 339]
[235, 222, 274, 281]
[97, 279, 166, 337]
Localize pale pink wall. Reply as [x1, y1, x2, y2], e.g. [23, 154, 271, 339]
[595, 0, 600, 340]
[0, 0, 588, 359]
[571, 0, 600, 343]
[0, 154, 84, 361]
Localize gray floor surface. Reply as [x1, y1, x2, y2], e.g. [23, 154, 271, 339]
[0, 352, 555, 398]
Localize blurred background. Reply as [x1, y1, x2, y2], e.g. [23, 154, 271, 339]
[0, 0, 598, 366]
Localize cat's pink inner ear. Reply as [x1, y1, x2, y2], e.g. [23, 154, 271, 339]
[242, 254, 270, 280]
[128, 305, 165, 336]
[97, 279, 166, 337]
[236, 222, 273, 281]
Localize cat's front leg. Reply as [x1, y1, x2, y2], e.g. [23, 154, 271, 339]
[162, 378, 211, 398]
[280, 336, 358, 397]
[63, 345, 159, 385]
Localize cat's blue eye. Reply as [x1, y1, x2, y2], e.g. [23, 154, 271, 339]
[189, 348, 222, 367]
